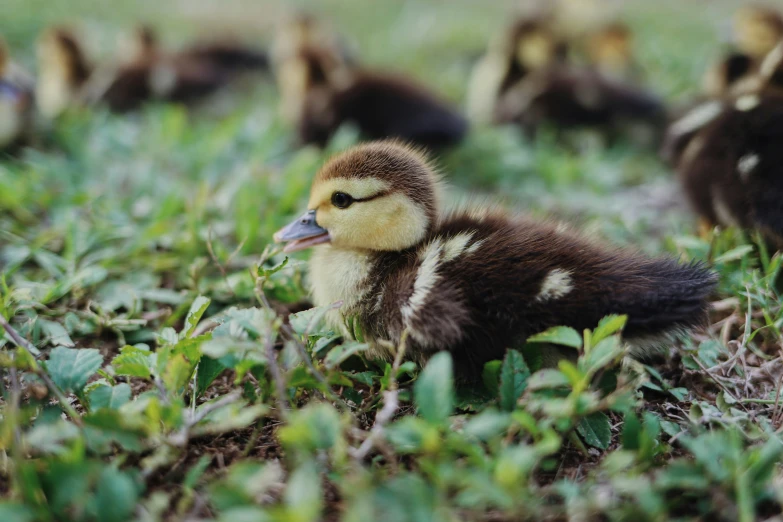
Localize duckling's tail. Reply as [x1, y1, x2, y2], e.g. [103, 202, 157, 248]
[605, 259, 717, 357]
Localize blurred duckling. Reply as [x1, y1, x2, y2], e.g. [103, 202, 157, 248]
[466, 16, 568, 124]
[274, 141, 717, 374]
[734, 4, 783, 62]
[36, 27, 92, 118]
[272, 13, 357, 126]
[125, 25, 268, 77]
[674, 43, 783, 246]
[469, 17, 665, 143]
[0, 38, 34, 151]
[275, 38, 467, 149]
[584, 22, 642, 82]
[700, 5, 783, 99]
[37, 26, 233, 115]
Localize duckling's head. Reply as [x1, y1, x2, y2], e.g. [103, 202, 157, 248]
[507, 19, 565, 71]
[734, 4, 783, 59]
[702, 52, 754, 96]
[275, 141, 441, 253]
[122, 24, 158, 63]
[586, 22, 633, 73]
[36, 28, 91, 118]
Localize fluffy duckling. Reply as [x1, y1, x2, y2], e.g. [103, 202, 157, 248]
[37, 26, 232, 115]
[734, 4, 783, 62]
[0, 38, 34, 151]
[585, 22, 641, 82]
[674, 44, 783, 246]
[272, 13, 356, 127]
[469, 17, 665, 142]
[274, 141, 717, 374]
[466, 16, 568, 124]
[125, 25, 268, 76]
[699, 5, 783, 99]
[36, 28, 92, 118]
[276, 42, 467, 149]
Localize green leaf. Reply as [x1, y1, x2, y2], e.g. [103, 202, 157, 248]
[38, 319, 75, 347]
[0, 503, 35, 522]
[112, 345, 153, 378]
[622, 411, 641, 451]
[162, 353, 192, 395]
[463, 409, 511, 440]
[527, 326, 582, 348]
[285, 461, 323, 522]
[414, 352, 454, 424]
[499, 350, 530, 411]
[527, 369, 570, 390]
[196, 356, 227, 397]
[323, 341, 369, 370]
[95, 467, 139, 522]
[714, 244, 754, 263]
[590, 315, 627, 345]
[46, 346, 103, 393]
[482, 360, 502, 396]
[577, 412, 612, 450]
[88, 383, 131, 410]
[289, 305, 334, 336]
[257, 256, 289, 278]
[181, 295, 211, 339]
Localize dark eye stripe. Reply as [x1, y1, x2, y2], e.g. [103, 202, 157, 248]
[353, 190, 391, 202]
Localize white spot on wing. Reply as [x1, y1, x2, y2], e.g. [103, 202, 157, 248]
[403, 240, 442, 324]
[442, 232, 475, 262]
[536, 268, 573, 301]
[668, 101, 723, 138]
[735, 95, 759, 112]
[737, 153, 759, 181]
[465, 239, 485, 254]
[712, 187, 739, 227]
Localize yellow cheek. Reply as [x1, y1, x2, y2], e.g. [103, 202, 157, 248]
[316, 194, 428, 251]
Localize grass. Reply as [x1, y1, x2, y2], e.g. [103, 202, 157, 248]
[2, 0, 783, 521]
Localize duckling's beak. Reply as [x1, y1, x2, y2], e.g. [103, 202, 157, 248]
[274, 209, 330, 253]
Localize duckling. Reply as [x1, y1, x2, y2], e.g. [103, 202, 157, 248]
[0, 37, 34, 151]
[734, 4, 783, 62]
[274, 141, 717, 375]
[86, 26, 233, 113]
[271, 13, 357, 126]
[466, 16, 568, 124]
[276, 42, 467, 149]
[469, 17, 665, 143]
[584, 22, 641, 82]
[664, 40, 783, 167]
[675, 44, 783, 247]
[124, 25, 268, 77]
[36, 27, 92, 118]
[698, 5, 783, 100]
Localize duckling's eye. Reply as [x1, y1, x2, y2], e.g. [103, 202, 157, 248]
[331, 192, 354, 209]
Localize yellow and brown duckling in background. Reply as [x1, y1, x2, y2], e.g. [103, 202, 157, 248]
[274, 141, 717, 375]
[584, 22, 641, 82]
[272, 13, 357, 127]
[468, 15, 666, 144]
[0, 37, 34, 151]
[466, 15, 568, 124]
[700, 4, 783, 98]
[672, 43, 783, 247]
[124, 25, 268, 78]
[36, 25, 236, 115]
[36, 28, 92, 119]
[734, 4, 783, 63]
[273, 36, 467, 149]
